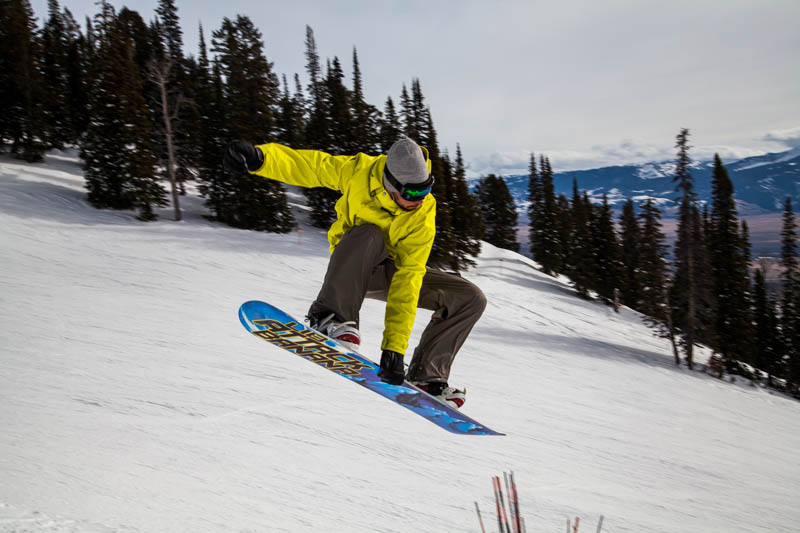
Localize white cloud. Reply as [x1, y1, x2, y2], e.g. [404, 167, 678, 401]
[692, 145, 769, 162]
[467, 139, 774, 177]
[467, 140, 673, 177]
[764, 126, 800, 148]
[467, 150, 532, 177]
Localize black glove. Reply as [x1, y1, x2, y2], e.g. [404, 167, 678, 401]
[378, 350, 405, 385]
[223, 140, 264, 173]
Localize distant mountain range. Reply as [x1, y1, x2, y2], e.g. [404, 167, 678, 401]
[476, 147, 800, 224]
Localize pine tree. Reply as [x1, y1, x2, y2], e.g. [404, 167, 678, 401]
[1, 0, 46, 160]
[81, 5, 165, 220]
[753, 267, 781, 386]
[428, 149, 455, 268]
[323, 57, 352, 151]
[638, 198, 677, 360]
[741, 220, 752, 268]
[423, 110, 455, 269]
[669, 128, 713, 369]
[527, 153, 543, 257]
[567, 180, 593, 298]
[303, 25, 328, 147]
[708, 154, 753, 371]
[194, 24, 225, 193]
[591, 193, 623, 305]
[34, 2, 87, 148]
[780, 197, 800, 393]
[476, 174, 519, 252]
[41, 0, 70, 148]
[155, 0, 182, 63]
[115, 8, 155, 88]
[556, 193, 572, 272]
[301, 26, 339, 228]
[446, 144, 483, 271]
[276, 74, 306, 146]
[379, 96, 401, 152]
[619, 198, 642, 308]
[531, 156, 562, 275]
[399, 84, 413, 138]
[202, 15, 293, 232]
[637, 198, 668, 315]
[409, 79, 427, 143]
[349, 47, 378, 153]
[304, 25, 322, 110]
[62, 7, 89, 145]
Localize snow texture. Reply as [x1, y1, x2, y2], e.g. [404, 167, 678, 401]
[2, 150, 799, 532]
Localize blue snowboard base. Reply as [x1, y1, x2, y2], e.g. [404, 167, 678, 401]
[238, 300, 503, 436]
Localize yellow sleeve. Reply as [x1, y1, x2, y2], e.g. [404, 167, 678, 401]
[381, 205, 437, 354]
[251, 143, 353, 191]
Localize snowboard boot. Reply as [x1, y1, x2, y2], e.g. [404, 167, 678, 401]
[308, 312, 361, 353]
[414, 381, 466, 409]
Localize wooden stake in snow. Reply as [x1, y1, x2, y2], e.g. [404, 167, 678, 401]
[475, 501, 486, 533]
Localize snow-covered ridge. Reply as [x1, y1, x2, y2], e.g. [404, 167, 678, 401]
[733, 145, 800, 171]
[479, 147, 800, 223]
[2, 151, 799, 532]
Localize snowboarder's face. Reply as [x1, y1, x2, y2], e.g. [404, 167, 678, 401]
[390, 191, 425, 211]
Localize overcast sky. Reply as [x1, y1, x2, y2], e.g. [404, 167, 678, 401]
[36, 0, 800, 175]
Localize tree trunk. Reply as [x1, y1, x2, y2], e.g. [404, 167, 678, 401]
[150, 59, 182, 222]
[158, 78, 181, 221]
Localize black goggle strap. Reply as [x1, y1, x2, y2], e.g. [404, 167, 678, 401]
[384, 164, 434, 199]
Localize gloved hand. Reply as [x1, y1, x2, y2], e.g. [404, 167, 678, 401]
[223, 140, 264, 173]
[378, 350, 405, 385]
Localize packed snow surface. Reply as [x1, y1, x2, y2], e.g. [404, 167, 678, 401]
[1, 151, 799, 532]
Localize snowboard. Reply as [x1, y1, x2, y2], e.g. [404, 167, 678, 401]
[238, 300, 503, 436]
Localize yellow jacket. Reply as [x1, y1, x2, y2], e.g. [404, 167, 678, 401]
[252, 143, 436, 354]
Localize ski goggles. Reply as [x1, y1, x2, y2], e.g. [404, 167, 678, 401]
[384, 164, 435, 201]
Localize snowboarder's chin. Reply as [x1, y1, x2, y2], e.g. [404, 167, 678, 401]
[391, 192, 424, 211]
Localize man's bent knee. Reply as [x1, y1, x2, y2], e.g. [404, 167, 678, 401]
[470, 284, 487, 317]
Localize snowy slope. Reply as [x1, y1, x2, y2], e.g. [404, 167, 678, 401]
[1, 151, 799, 533]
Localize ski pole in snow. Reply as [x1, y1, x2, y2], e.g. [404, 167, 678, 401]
[497, 476, 512, 533]
[475, 501, 486, 533]
[510, 471, 521, 533]
[493, 476, 504, 533]
[493, 476, 510, 533]
[596, 515, 604, 533]
[503, 472, 513, 531]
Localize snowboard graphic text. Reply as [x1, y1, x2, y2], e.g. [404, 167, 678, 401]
[251, 318, 372, 377]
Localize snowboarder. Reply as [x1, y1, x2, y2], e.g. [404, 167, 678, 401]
[223, 136, 486, 408]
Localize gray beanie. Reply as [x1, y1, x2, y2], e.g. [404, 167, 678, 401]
[383, 136, 429, 193]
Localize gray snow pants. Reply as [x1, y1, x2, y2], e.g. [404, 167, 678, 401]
[308, 224, 486, 383]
